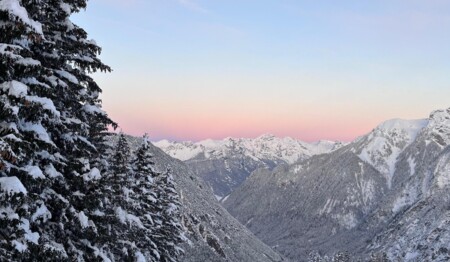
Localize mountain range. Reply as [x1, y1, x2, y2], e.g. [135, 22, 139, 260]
[154, 135, 344, 198]
[222, 108, 450, 261]
[143, 107, 450, 261]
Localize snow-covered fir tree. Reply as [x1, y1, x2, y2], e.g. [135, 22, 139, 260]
[96, 132, 137, 260]
[154, 168, 185, 262]
[0, 0, 115, 260]
[129, 134, 160, 260]
[1, 0, 186, 261]
[0, 1, 51, 259]
[111, 133, 131, 178]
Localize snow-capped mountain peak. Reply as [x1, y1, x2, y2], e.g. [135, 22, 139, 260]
[255, 133, 277, 141]
[154, 135, 342, 165]
[424, 108, 450, 147]
[152, 140, 203, 161]
[355, 118, 428, 188]
[377, 118, 428, 137]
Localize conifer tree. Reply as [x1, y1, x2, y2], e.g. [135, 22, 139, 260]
[1, 0, 115, 260]
[1, 1, 65, 259]
[96, 133, 157, 261]
[111, 133, 131, 178]
[155, 169, 185, 262]
[130, 134, 160, 261]
[96, 132, 133, 260]
[1, 1, 187, 261]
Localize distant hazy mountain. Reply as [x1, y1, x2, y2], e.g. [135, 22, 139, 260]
[109, 135, 285, 262]
[154, 135, 343, 198]
[223, 108, 450, 261]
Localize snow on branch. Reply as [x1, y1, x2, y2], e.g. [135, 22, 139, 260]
[0, 176, 27, 195]
[0, 0, 43, 34]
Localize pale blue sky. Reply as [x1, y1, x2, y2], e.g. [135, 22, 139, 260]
[74, 0, 450, 141]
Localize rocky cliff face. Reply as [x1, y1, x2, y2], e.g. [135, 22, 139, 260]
[223, 108, 450, 261]
[154, 135, 343, 198]
[110, 135, 285, 262]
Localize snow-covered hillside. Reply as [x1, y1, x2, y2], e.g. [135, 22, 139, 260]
[223, 107, 450, 261]
[354, 118, 429, 188]
[108, 135, 285, 262]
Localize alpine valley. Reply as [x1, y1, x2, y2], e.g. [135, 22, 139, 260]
[154, 135, 344, 199]
[155, 107, 450, 261]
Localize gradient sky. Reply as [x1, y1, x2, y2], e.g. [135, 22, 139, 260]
[73, 0, 450, 142]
